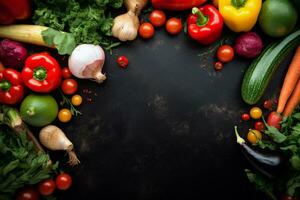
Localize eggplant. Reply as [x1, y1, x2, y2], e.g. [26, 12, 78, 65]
[234, 126, 285, 178]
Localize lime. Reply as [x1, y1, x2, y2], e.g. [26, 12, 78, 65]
[20, 94, 58, 127]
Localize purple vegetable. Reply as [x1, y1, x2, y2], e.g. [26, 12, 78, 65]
[234, 32, 263, 59]
[0, 39, 28, 69]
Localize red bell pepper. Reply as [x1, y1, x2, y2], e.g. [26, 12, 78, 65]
[22, 53, 62, 93]
[152, 0, 206, 11]
[187, 5, 223, 45]
[0, 0, 31, 24]
[0, 68, 24, 105]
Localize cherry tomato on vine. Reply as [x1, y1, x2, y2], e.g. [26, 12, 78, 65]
[263, 100, 273, 110]
[247, 129, 262, 145]
[166, 17, 183, 35]
[214, 61, 223, 71]
[56, 173, 72, 190]
[61, 79, 78, 95]
[71, 95, 83, 106]
[250, 107, 262, 119]
[16, 187, 40, 200]
[38, 179, 56, 196]
[254, 121, 265, 132]
[241, 113, 250, 121]
[139, 22, 155, 39]
[217, 45, 234, 63]
[117, 56, 129, 68]
[58, 108, 72, 123]
[149, 10, 166, 27]
[61, 67, 72, 79]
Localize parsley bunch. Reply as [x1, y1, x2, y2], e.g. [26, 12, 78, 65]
[33, 0, 123, 50]
[0, 126, 57, 199]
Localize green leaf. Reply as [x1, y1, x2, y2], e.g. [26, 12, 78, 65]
[280, 145, 298, 153]
[293, 113, 300, 121]
[42, 28, 76, 55]
[265, 126, 287, 143]
[257, 140, 277, 150]
[245, 169, 276, 200]
[290, 155, 300, 170]
[2, 160, 19, 176]
[287, 173, 300, 196]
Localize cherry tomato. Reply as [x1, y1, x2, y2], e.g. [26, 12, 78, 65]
[263, 100, 273, 110]
[139, 22, 155, 39]
[250, 107, 263, 119]
[61, 67, 72, 79]
[217, 45, 235, 63]
[149, 10, 166, 27]
[61, 79, 78, 95]
[38, 179, 56, 196]
[56, 173, 72, 190]
[254, 121, 265, 132]
[16, 187, 40, 200]
[58, 108, 72, 123]
[247, 129, 262, 145]
[267, 111, 282, 129]
[71, 95, 83, 106]
[241, 113, 250, 121]
[166, 17, 183, 35]
[214, 61, 223, 71]
[117, 56, 129, 68]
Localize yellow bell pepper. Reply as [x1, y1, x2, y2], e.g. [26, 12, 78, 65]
[219, 0, 262, 32]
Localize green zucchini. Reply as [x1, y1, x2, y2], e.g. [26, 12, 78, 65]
[241, 29, 300, 105]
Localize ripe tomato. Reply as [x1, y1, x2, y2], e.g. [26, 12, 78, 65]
[139, 22, 155, 39]
[166, 17, 183, 35]
[56, 173, 72, 190]
[58, 109, 72, 123]
[61, 79, 78, 95]
[214, 61, 223, 71]
[217, 45, 235, 63]
[247, 129, 262, 145]
[149, 10, 166, 27]
[71, 95, 83, 106]
[250, 107, 263, 119]
[241, 113, 250, 121]
[263, 100, 273, 110]
[38, 179, 56, 196]
[117, 56, 129, 68]
[16, 187, 40, 200]
[61, 67, 72, 79]
[255, 121, 265, 132]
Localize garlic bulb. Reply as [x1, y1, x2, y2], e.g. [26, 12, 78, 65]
[68, 44, 106, 83]
[112, 10, 139, 41]
[112, 0, 148, 41]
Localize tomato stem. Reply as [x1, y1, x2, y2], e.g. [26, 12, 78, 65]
[0, 81, 11, 91]
[192, 7, 208, 26]
[33, 67, 47, 81]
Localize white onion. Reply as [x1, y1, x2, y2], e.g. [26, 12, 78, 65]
[68, 44, 106, 83]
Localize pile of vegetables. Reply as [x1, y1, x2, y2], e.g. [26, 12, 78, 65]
[1, 0, 300, 199]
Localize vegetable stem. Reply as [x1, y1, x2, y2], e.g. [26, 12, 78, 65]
[0, 105, 46, 153]
[234, 126, 246, 144]
[192, 7, 208, 26]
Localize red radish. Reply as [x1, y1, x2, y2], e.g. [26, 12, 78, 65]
[267, 111, 282, 129]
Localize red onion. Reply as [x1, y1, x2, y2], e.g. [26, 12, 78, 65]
[0, 39, 28, 69]
[234, 32, 263, 59]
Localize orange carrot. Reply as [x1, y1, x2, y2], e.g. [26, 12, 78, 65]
[277, 46, 300, 113]
[283, 79, 300, 117]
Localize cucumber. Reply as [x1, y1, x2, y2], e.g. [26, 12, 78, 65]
[241, 29, 300, 105]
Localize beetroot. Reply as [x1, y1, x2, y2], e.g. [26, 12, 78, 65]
[0, 39, 28, 69]
[234, 32, 263, 59]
